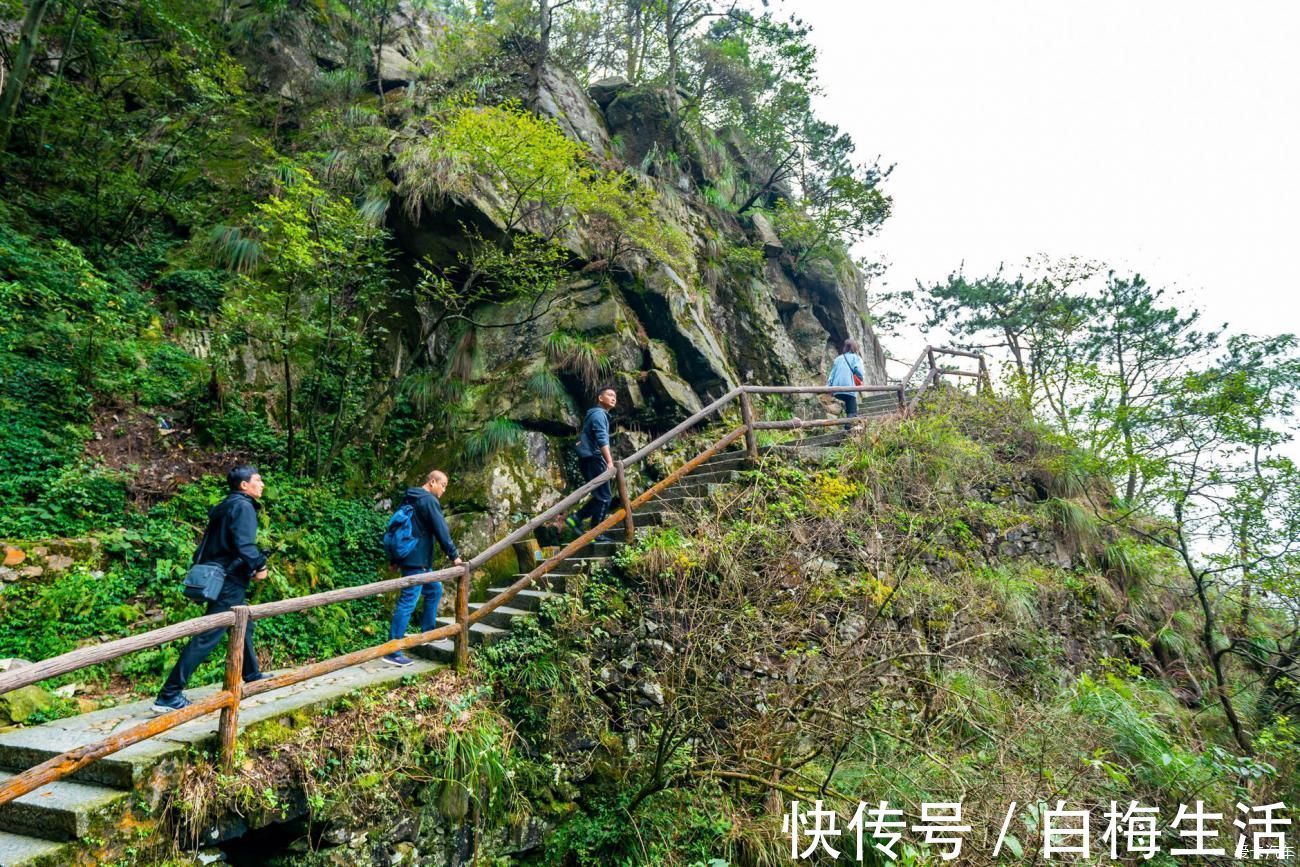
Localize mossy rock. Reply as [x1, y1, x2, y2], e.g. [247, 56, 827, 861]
[0, 684, 56, 724]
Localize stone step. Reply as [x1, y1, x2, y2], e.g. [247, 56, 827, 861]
[466, 603, 533, 630]
[643, 481, 726, 501]
[603, 518, 678, 542]
[486, 588, 558, 612]
[409, 639, 455, 663]
[0, 830, 65, 866]
[435, 617, 507, 646]
[677, 469, 741, 485]
[778, 431, 850, 448]
[0, 727, 171, 791]
[571, 540, 622, 558]
[544, 556, 612, 576]
[0, 772, 127, 842]
[635, 498, 705, 516]
[533, 573, 570, 593]
[698, 452, 750, 470]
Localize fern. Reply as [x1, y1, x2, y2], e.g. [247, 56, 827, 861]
[525, 368, 567, 403]
[463, 418, 524, 464]
[1046, 497, 1100, 553]
[207, 225, 262, 274]
[545, 331, 611, 391]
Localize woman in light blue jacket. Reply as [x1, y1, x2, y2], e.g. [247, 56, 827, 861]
[827, 339, 866, 417]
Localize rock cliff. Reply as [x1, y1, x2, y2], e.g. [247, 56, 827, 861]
[238, 8, 889, 541]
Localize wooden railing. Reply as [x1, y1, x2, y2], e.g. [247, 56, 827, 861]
[0, 346, 987, 808]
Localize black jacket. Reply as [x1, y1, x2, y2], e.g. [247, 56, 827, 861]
[195, 492, 267, 586]
[395, 487, 459, 570]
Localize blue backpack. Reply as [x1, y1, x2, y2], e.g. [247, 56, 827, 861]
[383, 503, 419, 563]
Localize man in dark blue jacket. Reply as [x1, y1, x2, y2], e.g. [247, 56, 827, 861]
[153, 466, 269, 712]
[568, 386, 617, 543]
[384, 468, 463, 667]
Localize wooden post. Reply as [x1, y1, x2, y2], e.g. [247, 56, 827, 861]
[896, 384, 905, 414]
[926, 346, 937, 384]
[739, 389, 759, 465]
[217, 605, 249, 774]
[615, 460, 635, 543]
[978, 355, 991, 393]
[454, 564, 471, 672]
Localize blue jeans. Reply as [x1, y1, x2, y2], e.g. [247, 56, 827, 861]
[389, 566, 444, 640]
[835, 394, 858, 417]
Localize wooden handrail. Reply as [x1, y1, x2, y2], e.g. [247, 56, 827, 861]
[0, 344, 988, 809]
[624, 385, 744, 465]
[0, 611, 238, 695]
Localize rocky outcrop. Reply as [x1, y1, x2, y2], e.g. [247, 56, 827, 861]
[231, 7, 889, 523]
[386, 62, 889, 528]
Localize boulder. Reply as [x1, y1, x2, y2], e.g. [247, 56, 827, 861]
[749, 212, 784, 258]
[604, 86, 675, 171]
[442, 432, 568, 522]
[536, 65, 612, 155]
[643, 368, 703, 418]
[587, 76, 630, 109]
[45, 554, 74, 573]
[2, 545, 23, 567]
[0, 684, 56, 724]
[636, 680, 665, 706]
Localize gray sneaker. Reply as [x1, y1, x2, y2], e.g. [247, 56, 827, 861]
[382, 652, 415, 667]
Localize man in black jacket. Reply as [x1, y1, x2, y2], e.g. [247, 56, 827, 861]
[153, 466, 269, 712]
[384, 468, 463, 667]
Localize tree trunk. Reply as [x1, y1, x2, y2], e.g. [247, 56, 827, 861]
[372, 0, 391, 99]
[624, 1, 642, 81]
[1194, 570, 1253, 754]
[0, 0, 56, 151]
[528, 0, 551, 111]
[665, 0, 680, 114]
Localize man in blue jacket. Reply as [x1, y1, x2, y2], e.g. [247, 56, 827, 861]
[153, 466, 269, 712]
[384, 468, 463, 667]
[568, 385, 617, 543]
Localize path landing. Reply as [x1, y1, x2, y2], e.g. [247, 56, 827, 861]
[0, 656, 440, 866]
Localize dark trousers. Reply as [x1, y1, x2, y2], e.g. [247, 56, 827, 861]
[158, 578, 260, 700]
[576, 455, 612, 527]
[835, 394, 858, 417]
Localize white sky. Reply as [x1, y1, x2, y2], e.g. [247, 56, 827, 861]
[797, 0, 1300, 368]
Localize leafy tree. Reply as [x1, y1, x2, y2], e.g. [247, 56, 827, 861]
[1134, 334, 1300, 753]
[898, 259, 1097, 416]
[397, 99, 594, 237]
[1085, 273, 1220, 503]
[0, 0, 55, 150]
[211, 164, 395, 477]
[767, 171, 889, 272]
[902, 264, 1218, 505]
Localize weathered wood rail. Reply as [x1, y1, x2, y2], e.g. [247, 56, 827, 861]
[0, 346, 988, 807]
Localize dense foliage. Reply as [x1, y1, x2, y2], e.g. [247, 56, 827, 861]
[473, 391, 1297, 865]
[2, 2, 1296, 865]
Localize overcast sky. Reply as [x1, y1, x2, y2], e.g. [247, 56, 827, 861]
[797, 0, 1300, 368]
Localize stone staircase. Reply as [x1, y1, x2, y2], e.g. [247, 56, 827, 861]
[0, 403, 889, 865]
[410, 397, 899, 662]
[0, 655, 450, 866]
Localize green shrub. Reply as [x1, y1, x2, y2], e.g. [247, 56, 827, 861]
[155, 268, 229, 314]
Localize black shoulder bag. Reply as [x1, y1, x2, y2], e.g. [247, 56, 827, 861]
[182, 522, 226, 602]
